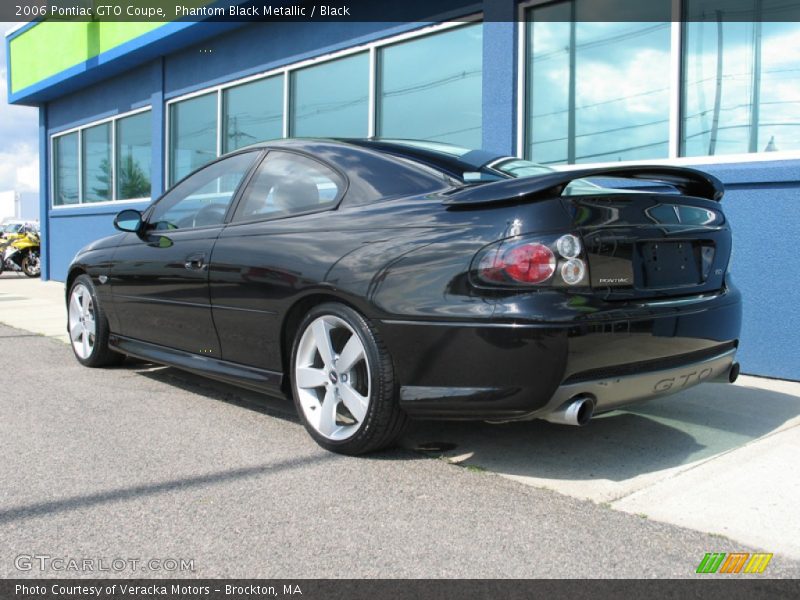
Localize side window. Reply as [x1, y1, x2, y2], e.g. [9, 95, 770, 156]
[148, 152, 258, 231]
[233, 151, 342, 222]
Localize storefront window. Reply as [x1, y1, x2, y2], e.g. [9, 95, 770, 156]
[525, 2, 671, 164]
[53, 110, 153, 207]
[223, 75, 284, 153]
[290, 53, 369, 137]
[81, 123, 112, 203]
[53, 132, 79, 206]
[115, 111, 152, 200]
[169, 93, 218, 185]
[378, 24, 483, 148]
[682, 1, 800, 156]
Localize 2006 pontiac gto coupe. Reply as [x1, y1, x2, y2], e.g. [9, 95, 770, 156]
[66, 139, 741, 454]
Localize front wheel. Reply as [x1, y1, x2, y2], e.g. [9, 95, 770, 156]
[22, 250, 40, 277]
[290, 303, 407, 455]
[67, 274, 124, 367]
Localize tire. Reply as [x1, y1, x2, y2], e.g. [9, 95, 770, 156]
[290, 302, 407, 455]
[67, 274, 124, 368]
[22, 250, 40, 277]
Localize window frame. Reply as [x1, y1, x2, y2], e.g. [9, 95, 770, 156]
[49, 106, 153, 210]
[227, 148, 349, 227]
[516, 0, 800, 169]
[163, 17, 483, 187]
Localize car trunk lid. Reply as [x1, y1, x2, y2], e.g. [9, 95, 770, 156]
[567, 193, 730, 300]
[442, 165, 730, 300]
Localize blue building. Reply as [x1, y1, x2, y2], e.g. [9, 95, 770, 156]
[5, 1, 799, 380]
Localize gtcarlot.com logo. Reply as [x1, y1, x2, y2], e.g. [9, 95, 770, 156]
[696, 552, 773, 574]
[15, 554, 195, 573]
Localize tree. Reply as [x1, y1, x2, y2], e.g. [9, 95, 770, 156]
[117, 153, 151, 199]
[91, 155, 151, 200]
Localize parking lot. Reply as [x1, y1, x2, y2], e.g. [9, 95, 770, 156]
[1, 274, 799, 578]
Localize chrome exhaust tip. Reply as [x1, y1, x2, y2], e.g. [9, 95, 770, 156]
[543, 395, 595, 427]
[711, 361, 740, 384]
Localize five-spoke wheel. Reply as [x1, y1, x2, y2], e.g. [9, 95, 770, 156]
[294, 315, 371, 441]
[68, 283, 96, 360]
[291, 303, 407, 454]
[67, 274, 124, 367]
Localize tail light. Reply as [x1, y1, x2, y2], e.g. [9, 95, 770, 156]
[473, 233, 589, 288]
[479, 242, 555, 284]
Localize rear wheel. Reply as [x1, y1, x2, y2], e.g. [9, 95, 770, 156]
[290, 303, 407, 455]
[67, 274, 124, 367]
[22, 250, 40, 277]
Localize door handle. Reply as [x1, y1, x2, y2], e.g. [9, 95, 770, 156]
[184, 253, 206, 271]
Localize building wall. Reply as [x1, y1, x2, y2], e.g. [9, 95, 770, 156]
[38, 13, 799, 381]
[701, 161, 799, 381]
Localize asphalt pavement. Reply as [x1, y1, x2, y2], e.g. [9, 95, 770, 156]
[1, 322, 799, 578]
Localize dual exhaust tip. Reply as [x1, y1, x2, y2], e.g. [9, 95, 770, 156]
[727, 362, 741, 383]
[543, 395, 595, 427]
[543, 361, 741, 427]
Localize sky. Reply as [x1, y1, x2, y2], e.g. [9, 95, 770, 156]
[0, 22, 40, 220]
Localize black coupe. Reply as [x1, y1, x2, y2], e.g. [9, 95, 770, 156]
[66, 139, 741, 454]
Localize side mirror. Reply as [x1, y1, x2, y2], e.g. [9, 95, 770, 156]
[113, 209, 143, 233]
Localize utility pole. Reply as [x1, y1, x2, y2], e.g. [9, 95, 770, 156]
[709, 10, 724, 156]
[749, 0, 763, 153]
[567, 10, 577, 164]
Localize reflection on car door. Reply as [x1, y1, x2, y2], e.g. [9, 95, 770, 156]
[111, 151, 260, 356]
[209, 150, 345, 370]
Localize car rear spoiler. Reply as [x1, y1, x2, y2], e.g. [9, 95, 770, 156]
[441, 165, 725, 207]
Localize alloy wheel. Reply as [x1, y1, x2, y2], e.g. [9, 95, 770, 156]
[294, 315, 371, 440]
[68, 283, 96, 359]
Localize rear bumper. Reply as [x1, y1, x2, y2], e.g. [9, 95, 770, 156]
[545, 345, 737, 416]
[379, 287, 741, 420]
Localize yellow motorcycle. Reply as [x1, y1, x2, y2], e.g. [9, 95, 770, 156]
[0, 230, 41, 277]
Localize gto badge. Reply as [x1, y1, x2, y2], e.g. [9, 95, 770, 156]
[653, 367, 714, 393]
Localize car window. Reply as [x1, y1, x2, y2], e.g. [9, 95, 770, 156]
[232, 151, 342, 222]
[148, 152, 259, 231]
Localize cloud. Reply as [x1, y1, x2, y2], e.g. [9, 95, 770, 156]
[0, 22, 39, 195]
[0, 142, 39, 193]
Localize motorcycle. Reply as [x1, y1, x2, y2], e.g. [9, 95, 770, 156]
[0, 230, 41, 277]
